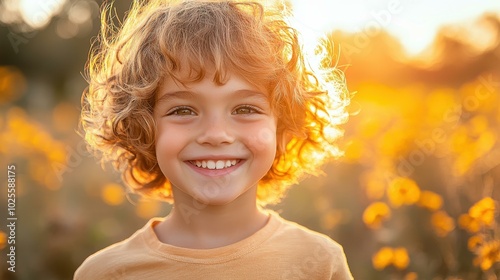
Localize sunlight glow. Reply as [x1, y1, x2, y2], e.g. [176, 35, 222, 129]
[19, 0, 65, 29]
[289, 0, 500, 56]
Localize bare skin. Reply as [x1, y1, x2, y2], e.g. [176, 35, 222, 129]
[152, 71, 276, 249]
[154, 185, 269, 249]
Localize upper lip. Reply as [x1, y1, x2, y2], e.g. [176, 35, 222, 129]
[185, 155, 245, 161]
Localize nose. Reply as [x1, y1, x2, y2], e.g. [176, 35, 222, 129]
[196, 115, 235, 146]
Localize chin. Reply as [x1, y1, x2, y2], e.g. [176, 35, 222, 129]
[195, 193, 244, 207]
[188, 186, 254, 207]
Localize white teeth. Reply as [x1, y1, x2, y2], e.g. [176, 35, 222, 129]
[215, 161, 224, 169]
[192, 159, 239, 170]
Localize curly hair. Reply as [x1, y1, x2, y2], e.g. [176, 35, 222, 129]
[80, 0, 351, 206]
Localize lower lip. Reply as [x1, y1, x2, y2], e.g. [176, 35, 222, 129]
[185, 160, 244, 177]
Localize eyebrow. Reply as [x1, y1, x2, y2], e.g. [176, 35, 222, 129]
[156, 89, 268, 104]
[233, 89, 268, 100]
[156, 90, 197, 104]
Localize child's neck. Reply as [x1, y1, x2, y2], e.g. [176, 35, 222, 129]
[154, 189, 269, 249]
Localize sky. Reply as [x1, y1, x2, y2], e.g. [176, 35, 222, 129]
[289, 0, 500, 55]
[2, 0, 500, 56]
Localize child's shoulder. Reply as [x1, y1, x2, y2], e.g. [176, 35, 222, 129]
[266, 212, 352, 279]
[268, 211, 345, 258]
[272, 211, 341, 245]
[74, 218, 159, 279]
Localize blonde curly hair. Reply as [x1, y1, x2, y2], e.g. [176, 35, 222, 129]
[80, 0, 350, 206]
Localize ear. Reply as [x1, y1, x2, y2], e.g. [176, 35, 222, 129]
[277, 129, 293, 153]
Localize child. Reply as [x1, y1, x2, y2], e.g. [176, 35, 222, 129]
[75, 0, 352, 279]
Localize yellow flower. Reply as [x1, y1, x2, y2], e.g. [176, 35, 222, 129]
[364, 177, 386, 200]
[474, 240, 500, 271]
[417, 190, 443, 211]
[475, 130, 496, 156]
[363, 202, 391, 229]
[459, 197, 497, 233]
[372, 247, 410, 270]
[431, 210, 455, 237]
[0, 66, 26, 105]
[392, 247, 410, 270]
[361, 166, 393, 200]
[468, 235, 484, 251]
[387, 177, 421, 208]
[0, 231, 6, 250]
[101, 183, 125, 206]
[469, 197, 496, 227]
[451, 118, 496, 175]
[404, 272, 418, 280]
[372, 247, 394, 270]
[136, 199, 162, 219]
[468, 115, 489, 135]
[458, 214, 481, 233]
[458, 197, 496, 233]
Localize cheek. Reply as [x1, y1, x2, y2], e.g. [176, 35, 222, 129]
[243, 122, 277, 156]
[155, 124, 187, 160]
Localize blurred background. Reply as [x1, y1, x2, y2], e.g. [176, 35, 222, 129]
[0, 0, 499, 279]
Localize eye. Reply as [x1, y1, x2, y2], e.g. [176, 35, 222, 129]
[166, 106, 196, 116]
[233, 105, 261, 115]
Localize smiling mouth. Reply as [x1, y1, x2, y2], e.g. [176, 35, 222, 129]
[189, 159, 241, 170]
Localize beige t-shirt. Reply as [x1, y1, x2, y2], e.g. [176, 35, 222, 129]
[74, 212, 353, 279]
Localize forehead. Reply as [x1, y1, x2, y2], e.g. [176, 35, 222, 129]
[158, 66, 269, 98]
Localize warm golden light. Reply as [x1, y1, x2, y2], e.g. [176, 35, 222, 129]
[19, 0, 66, 29]
[288, 0, 500, 55]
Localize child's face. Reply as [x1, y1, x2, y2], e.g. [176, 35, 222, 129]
[154, 71, 277, 206]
